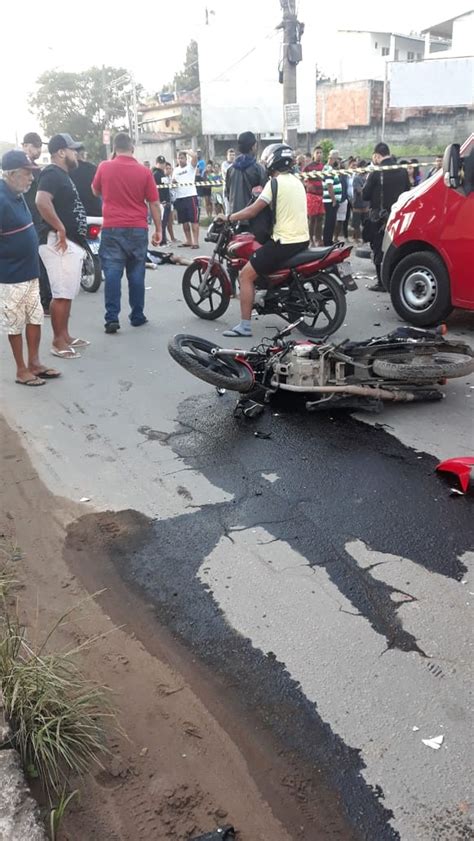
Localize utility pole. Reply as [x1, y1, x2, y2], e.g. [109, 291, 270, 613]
[278, 0, 304, 149]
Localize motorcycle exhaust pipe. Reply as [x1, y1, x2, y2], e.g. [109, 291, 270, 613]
[281, 384, 417, 401]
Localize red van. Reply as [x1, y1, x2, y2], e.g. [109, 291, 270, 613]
[382, 134, 474, 325]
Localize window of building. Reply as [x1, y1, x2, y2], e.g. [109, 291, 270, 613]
[374, 41, 378, 49]
[381, 46, 390, 56]
[407, 51, 415, 61]
[416, 52, 422, 60]
[394, 48, 399, 60]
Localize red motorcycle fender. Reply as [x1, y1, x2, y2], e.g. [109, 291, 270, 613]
[192, 257, 233, 296]
[235, 355, 256, 386]
[436, 457, 474, 493]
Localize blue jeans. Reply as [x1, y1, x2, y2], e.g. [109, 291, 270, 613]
[99, 228, 148, 325]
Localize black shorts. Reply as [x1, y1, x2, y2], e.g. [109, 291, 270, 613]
[174, 196, 199, 224]
[250, 239, 309, 275]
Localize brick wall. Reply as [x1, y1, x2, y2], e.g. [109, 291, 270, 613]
[316, 81, 372, 130]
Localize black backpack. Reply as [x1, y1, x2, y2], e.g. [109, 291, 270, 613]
[242, 173, 278, 244]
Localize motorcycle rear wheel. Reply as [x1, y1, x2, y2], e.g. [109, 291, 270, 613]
[182, 263, 230, 320]
[81, 253, 102, 293]
[287, 273, 346, 338]
[168, 334, 254, 392]
[373, 350, 474, 381]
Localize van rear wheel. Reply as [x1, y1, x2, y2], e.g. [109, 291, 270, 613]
[390, 252, 453, 326]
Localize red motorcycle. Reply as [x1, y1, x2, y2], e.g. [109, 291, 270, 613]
[181, 220, 357, 338]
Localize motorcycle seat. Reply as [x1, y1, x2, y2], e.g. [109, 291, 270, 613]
[279, 246, 334, 269]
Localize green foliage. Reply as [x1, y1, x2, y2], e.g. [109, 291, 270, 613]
[0, 598, 114, 802]
[173, 40, 200, 92]
[50, 788, 79, 840]
[29, 66, 133, 162]
[354, 142, 443, 160]
[319, 139, 334, 162]
[160, 40, 200, 96]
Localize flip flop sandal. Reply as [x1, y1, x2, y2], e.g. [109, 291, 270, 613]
[178, 243, 193, 248]
[33, 368, 61, 379]
[16, 377, 46, 387]
[69, 338, 90, 347]
[191, 245, 200, 249]
[50, 347, 81, 359]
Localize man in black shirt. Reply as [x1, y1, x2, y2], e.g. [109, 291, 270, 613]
[22, 132, 52, 314]
[70, 147, 102, 217]
[152, 155, 171, 245]
[36, 133, 88, 358]
[363, 142, 410, 291]
[225, 131, 266, 214]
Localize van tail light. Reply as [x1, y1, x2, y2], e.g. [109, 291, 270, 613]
[87, 224, 101, 239]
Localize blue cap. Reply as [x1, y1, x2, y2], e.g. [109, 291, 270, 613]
[1, 150, 38, 171]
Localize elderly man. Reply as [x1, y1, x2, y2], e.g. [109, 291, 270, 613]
[0, 150, 59, 385]
[36, 133, 88, 358]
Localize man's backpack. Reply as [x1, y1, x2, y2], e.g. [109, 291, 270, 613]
[244, 174, 278, 245]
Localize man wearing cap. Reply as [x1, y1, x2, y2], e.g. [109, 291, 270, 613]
[36, 133, 88, 359]
[0, 150, 60, 385]
[322, 149, 343, 245]
[22, 132, 53, 315]
[152, 156, 171, 246]
[92, 132, 161, 333]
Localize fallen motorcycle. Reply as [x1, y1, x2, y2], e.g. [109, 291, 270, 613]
[168, 321, 474, 415]
[181, 219, 357, 338]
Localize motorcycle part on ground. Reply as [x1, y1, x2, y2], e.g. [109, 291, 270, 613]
[81, 252, 102, 292]
[372, 350, 474, 381]
[190, 827, 235, 841]
[436, 457, 474, 493]
[168, 335, 254, 392]
[182, 263, 231, 320]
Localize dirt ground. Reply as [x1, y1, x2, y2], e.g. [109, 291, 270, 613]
[0, 416, 357, 841]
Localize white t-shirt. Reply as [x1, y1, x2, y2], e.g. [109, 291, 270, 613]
[172, 163, 197, 199]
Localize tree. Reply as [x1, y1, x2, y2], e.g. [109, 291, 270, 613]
[29, 66, 133, 161]
[160, 40, 200, 96]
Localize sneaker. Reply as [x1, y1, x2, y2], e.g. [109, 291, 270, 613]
[105, 321, 120, 334]
[130, 317, 148, 327]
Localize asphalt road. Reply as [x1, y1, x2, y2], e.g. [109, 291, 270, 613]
[1, 244, 473, 840]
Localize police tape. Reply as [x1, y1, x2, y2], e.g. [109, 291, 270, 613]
[163, 160, 436, 189]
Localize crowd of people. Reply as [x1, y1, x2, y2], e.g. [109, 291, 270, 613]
[0, 125, 444, 384]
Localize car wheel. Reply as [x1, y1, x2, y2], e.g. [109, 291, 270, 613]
[390, 251, 453, 326]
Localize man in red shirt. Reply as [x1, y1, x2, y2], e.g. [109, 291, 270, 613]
[92, 132, 161, 333]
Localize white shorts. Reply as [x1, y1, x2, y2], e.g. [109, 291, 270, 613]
[337, 200, 348, 221]
[39, 233, 85, 300]
[0, 280, 43, 335]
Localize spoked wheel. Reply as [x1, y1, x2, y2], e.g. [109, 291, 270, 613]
[81, 253, 102, 292]
[373, 350, 474, 381]
[168, 334, 254, 392]
[287, 273, 346, 337]
[182, 263, 230, 320]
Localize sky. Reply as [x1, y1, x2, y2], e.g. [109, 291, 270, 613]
[0, 0, 472, 142]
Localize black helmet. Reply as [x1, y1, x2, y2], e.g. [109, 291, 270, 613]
[261, 143, 295, 173]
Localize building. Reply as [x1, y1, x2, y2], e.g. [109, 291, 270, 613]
[334, 30, 448, 84]
[139, 92, 201, 140]
[422, 10, 474, 57]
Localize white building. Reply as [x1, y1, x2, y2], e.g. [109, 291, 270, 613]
[422, 10, 474, 57]
[335, 30, 433, 83]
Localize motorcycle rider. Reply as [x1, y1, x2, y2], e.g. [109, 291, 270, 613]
[221, 144, 309, 338]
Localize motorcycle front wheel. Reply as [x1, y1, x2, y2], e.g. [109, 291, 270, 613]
[287, 273, 346, 338]
[168, 334, 254, 392]
[81, 253, 102, 292]
[182, 263, 231, 320]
